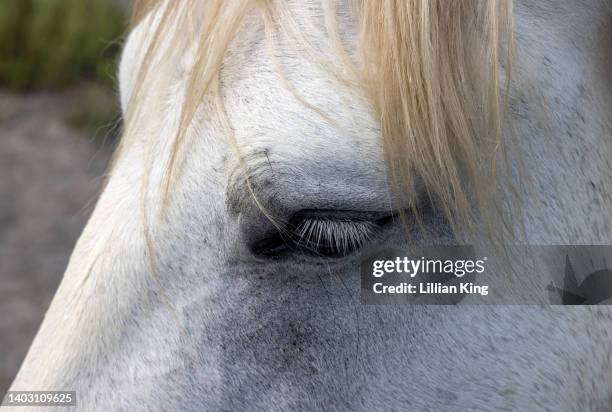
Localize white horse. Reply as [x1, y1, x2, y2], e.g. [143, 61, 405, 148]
[9, 0, 612, 410]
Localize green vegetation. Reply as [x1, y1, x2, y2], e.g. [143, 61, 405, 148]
[0, 0, 126, 91]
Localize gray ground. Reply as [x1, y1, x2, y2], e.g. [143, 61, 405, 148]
[0, 90, 114, 395]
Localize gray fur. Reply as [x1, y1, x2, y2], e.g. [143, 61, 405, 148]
[8, 1, 612, 411]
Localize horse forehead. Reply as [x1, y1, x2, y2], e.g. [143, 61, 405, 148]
[216, 19, 379, 160]
[119, 0, 377, 153]
[120, 1, 382, 205]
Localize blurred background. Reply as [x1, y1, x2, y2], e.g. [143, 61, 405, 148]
[0, 0, 131, 395]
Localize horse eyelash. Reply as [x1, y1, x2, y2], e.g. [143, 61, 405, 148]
[293, 217, 377, 255]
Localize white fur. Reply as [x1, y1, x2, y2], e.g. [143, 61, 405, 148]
[8, 1, 612, 410]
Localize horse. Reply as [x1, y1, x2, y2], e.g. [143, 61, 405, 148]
[8, 0, 612, 410]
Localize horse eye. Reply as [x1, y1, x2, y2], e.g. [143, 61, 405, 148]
[251, 210, 391, 258]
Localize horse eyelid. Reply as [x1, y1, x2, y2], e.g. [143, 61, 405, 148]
[253, 213, 391, 258]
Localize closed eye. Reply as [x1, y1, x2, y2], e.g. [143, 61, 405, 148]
[294, 217, 376, 255]
[251, 210, 393, 258]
